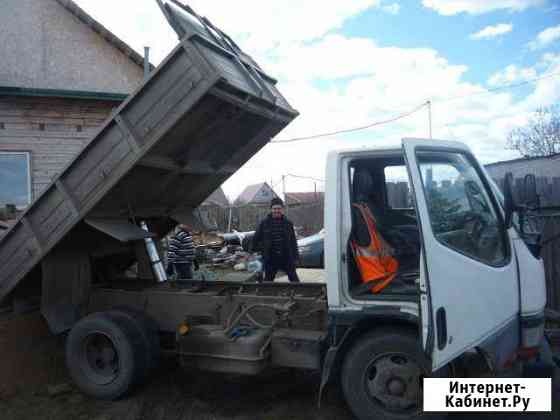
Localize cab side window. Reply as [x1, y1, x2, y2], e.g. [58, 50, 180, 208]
[417, 151, 507, 266]
[384, 165, 412, 210]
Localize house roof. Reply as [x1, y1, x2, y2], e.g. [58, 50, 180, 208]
[285, 191, 324, 205]
[202, 187, 230, 207]
[54, 0, 153, 71]
[235, 183, 266, 204]
[234, 182, 277, 205]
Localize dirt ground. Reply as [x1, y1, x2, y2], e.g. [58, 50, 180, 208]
[0, 361, 354, 420]
[0, 316, 352, 420]
[2, 366, 560, 420]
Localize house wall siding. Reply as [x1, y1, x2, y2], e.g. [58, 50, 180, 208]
[0, 0, 144, 93]
[0, 96, 116, 200]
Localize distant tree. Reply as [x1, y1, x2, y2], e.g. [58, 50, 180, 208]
[507, 106, 560, 157]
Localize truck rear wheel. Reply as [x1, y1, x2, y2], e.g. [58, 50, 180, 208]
[108, 307, 161, 376]
[66, 312, 144, 400]
[341, 329, 445, 420]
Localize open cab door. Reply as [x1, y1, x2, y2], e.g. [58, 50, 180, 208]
[402, 139, 519, 371]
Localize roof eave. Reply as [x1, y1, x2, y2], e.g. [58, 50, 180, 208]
[0, 86, 128, 101]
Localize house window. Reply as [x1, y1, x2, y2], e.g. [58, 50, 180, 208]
[0, 152, 31, 209]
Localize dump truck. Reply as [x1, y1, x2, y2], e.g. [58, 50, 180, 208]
[0, 2, 552, 419]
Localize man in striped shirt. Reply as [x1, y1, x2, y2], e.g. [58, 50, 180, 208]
[166, 224, 195, 280]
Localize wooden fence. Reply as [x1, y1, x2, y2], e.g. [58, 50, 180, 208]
[386, 182, 412, 208]
[495, 176, 560, 207]
[197, 201, 324, 236]
[538, 212, 560, 311]
[386, 176, 560, 209]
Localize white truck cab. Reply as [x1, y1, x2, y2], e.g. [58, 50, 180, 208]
[324, 138, 547, 373]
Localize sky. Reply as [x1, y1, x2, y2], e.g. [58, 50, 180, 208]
[73, 0, 560, 201]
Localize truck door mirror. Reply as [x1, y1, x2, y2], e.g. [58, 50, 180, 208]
[523, 174, 539, 208]
[503, 173, 542, 256]
[503, 172, 516, 229]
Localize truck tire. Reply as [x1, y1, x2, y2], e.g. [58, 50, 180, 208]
[109, 307, 161, 375]
[341, 329, 446, 420]
[65, 312, 145, 400]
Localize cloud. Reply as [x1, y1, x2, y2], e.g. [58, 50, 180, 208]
[249, 34, 525, 166]
[487, 52, 560, 88]
[72, 0, 560, 199]
[538, 52, 560, 69]
[528, 24, 560, 50]
[73, 0, 382, 61]
[422, 0, 545, 15]
[381, 3, 401, 14]
[184, 0, 382, 53]
[520, 54, 560, 109]
[470, 23, 513, 40]
[259, 34, 474, 141]
[487, 64, 537, 86]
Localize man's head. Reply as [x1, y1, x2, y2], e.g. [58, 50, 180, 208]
[178, 223, 192, 232]
[270, 198, 284, 218]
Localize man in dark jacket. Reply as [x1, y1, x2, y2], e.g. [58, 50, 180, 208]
[166, 224, 196, 280]
[253, 198, 300, 283]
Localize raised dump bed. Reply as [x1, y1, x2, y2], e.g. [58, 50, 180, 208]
[0, 1, 298, 304]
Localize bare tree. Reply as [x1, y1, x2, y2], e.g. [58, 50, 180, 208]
[507, 106, 560, 157]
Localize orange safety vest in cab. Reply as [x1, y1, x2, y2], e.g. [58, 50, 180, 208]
[351, 203, 399, 293]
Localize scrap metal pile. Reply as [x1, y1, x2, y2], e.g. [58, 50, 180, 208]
[194, 231, 262, 273]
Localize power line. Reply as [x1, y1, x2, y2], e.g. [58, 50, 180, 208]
[270, 180, 282, 189]
[268, 70, 560, 145]
[434, 70, 560, 104]
[286, 173, 325, 182]
[433, 103, 554, 140]
[271, 102, 429, 144]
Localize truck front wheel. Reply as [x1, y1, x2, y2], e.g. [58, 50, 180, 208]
[341, 329, 443, 420]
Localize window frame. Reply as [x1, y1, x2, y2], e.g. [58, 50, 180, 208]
[0, 151, 32, 209]
[415, 148, 511, 268]
[344, 154, 420, 303]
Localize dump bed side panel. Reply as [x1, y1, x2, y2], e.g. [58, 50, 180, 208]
[0, 31, 297, 302]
